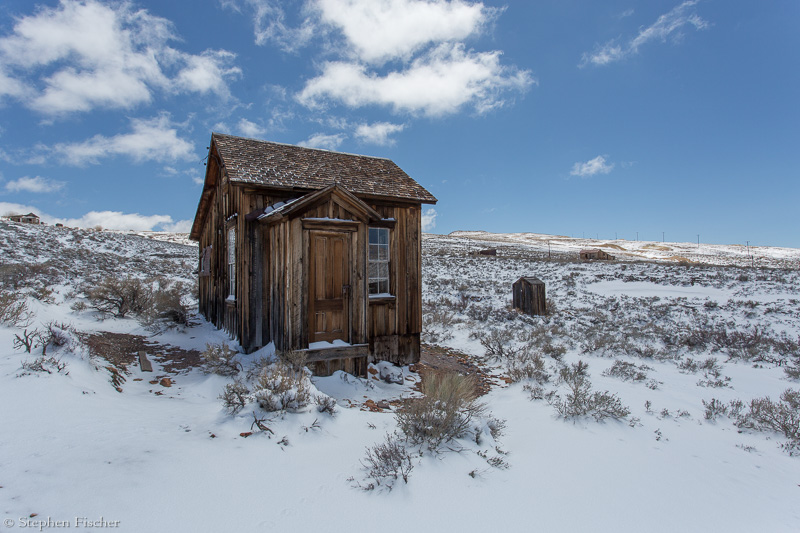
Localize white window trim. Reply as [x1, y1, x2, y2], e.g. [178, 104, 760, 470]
[368, 227, 390, 296]
[227, 227, 236, 300]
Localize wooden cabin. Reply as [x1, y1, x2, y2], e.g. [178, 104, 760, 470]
[190, 133, 437, 376]
[512, 277, 547, 316]
[580, 248, 614, 261]
[6, 212, 40, 224]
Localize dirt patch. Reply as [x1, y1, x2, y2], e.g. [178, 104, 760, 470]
[78, 331, 203, 375]
[417, 344, 496, 396]
[600, 243, 627, 251]
[642, 244, 672, 251]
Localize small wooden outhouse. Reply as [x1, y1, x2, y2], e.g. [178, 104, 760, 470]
[512, 276, 547, 316]
[190, 133, 437, 376]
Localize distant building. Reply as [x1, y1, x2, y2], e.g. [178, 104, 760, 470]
[580, 248, 614, 261]
[5, 212, 41, 225]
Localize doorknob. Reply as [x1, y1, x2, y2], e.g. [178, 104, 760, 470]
[342, 284, 351, 296]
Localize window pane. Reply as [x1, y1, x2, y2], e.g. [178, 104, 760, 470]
[378, 262, 389, 279]
[369, 227, 379, 244]
[369, 280, 379, 294]
[369, 244, 379, 261]
[379, 228, 388, 245]
[378, 244, 388, 261]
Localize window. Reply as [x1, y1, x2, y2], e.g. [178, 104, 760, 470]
[227, 228, 235, 299]
[368, 227, 390, 295]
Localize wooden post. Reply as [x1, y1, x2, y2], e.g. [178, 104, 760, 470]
[138, 351, 153, 372]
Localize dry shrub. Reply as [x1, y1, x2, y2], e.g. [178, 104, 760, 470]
[201, 343, 241, 376]
[360, 434, 414, 490]
[603, 360, 651, 382]
[549, 361, 630, 421]
[219, 381, 251, 414]
[87, 276, 153, 318]
[506, 352, 550, 383]
[736, 389, 800, 455]
[19, 354, 68, 375]
[144, 280, 192, 330]
[478, 328, 522, 361]
[253, 359, 312, 412]
[395, 373, 486, 450]
[0, 290, 33, 327]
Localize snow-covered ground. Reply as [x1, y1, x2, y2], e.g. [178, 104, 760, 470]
[1, 220, 799, 532]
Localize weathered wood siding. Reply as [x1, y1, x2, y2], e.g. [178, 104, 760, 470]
[198, 172, 423, 367]
[366, 202, 422, 365]
[512, 277, 547, 316]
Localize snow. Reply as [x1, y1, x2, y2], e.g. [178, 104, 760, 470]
[308, 339, 352, 349]
[2, 221, 800, 532]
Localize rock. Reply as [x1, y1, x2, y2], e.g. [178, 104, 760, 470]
[377, 400, 391, 409]
[379, 365, 403, 385]
[159, 377, 172, 387]
[367, 366, 378, 375]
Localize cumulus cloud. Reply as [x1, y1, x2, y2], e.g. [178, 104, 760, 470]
[313, 0, 494, 64]
[421, 207, 437, 232]
[5, 176, 65, 193]
[60, 211, 174, 231]
[0, 0, 240, 115]
[237, 118, 267, 138]
[159, 219, 193, 233]
[580, 0, 708, 67]
[355, 122, 405, 145]
[570, 155, 614, 178]
[298, 43, 534, 117]
[0, 201, 43, 218]
[298, 132, 346, 150]
[50, 114, 195, 165]
[0, 202, 184, 232]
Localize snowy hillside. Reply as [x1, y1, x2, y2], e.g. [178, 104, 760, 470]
[1, 221, 799, 532]
[447, 230, 800, 269]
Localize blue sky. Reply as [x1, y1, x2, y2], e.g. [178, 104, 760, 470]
[0, 0, 798, 247]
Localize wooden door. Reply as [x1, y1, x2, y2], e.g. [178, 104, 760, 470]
[308, 231, 351, 343]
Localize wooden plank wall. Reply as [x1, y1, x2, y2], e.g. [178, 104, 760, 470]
[367, 202, 422, 365]
[512, 279, 547, 316]
[199, 179, 424, 367]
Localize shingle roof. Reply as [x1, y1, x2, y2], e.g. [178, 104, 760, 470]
[212, 133, 437, 204]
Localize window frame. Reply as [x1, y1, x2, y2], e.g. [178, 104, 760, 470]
[227, 227, 236, 301]
[368, 227, 391, 296]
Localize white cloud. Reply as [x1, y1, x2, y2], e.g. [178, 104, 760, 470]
[5, 176, 65, 193]
[0, 201, 43, 218]
[0, 0, 240, 115]
[237, 118, 267, 138]
[355, 122, 405, 145]
[160, 219, 193, 233]
[570, 155, 614, 177]
[580, 0, 708, 67]
[298, 132, 346, 150]
[60, 211, 174, 231]
[0, 202, 183, 232]
[223, 0, 315, 52]
[421, 207, 437, 232]
[174, 50, 241, 98]
[50, 114, 195, 165]
[313, 0, 494, 65]
[298, 43, 534, 117]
